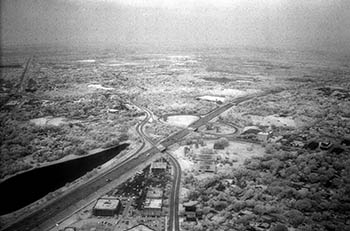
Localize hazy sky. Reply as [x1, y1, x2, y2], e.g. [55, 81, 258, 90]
[1, 0, 350, 52]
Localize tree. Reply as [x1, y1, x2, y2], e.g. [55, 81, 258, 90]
[285, 209, 305, 227]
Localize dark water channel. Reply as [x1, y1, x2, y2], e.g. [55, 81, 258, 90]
[0, 143, 129, 215]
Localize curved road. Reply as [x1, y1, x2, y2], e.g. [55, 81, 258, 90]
[1, 105, 152, 231]
[136, 105, 182, 231]
[2, 90, 279, 231]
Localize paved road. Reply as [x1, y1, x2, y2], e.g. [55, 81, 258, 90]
[166, 152, 181, 231]
[2, 90, 279, 231]
[137, 105, 182, 231]
[156, 90, 281, 231]
[1, 106, 153, 231]
[0, 57, 32, 108]
[16, 57, 32, 94]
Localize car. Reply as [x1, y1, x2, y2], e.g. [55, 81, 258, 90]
[106, 178, 111, 182]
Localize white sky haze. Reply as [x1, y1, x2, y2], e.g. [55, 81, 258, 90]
[1, 0, 349, 53]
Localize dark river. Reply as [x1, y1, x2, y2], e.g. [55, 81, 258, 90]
[0, 143, 129, 215]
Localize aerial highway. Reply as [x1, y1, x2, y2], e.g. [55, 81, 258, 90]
[2, 90, 279, 231]
[1, 105, 154, 231]
[136, 105, 181, 231]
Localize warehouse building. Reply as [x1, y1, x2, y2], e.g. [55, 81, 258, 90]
[143, 198, 163, 217]
[195, 154, 216, 162]
[150, 161, 167, 174]
[198, 163, 216, 173]
[93, 197, 121, 216]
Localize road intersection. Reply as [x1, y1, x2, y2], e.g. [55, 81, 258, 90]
[2, 90, 277, 231]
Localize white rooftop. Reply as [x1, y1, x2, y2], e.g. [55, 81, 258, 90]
[144, 199, 162, 209]
[151, 162, 167, 169]
[94, 197, 120, 210]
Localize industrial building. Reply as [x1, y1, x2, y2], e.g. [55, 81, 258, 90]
[142, 187, 164, 216]
[213, 142, 225, 150]
[196, 152, 217, 173]
[198, 162, 216, 173]
[93, 197, 121, 216]
[143, 198, 163, 216]
[183, 201, 202, 221]
[195, 154, 216, 162]
[150, 161, 167, 174]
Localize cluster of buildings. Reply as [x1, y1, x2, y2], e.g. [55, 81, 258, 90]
[183, 201, 203, 222]
[205, 124, 221, 133]
[240, 126, 271, 142]
[150, 161, 167, 175]
[143, 187, 164, 217]
[92, 160, 168, 219]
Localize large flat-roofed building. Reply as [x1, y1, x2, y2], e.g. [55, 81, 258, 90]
[198, 161, 216, 173]
[124, 224, 155, 231]
[150, 162, 167, 174]
[195, 154, 216, 162]
[64, 228, 76, 231]
[146, 187, 163, 199]
[183, 201, 201, 221]
[93, 197, 121, 216]
[143, 198, 162, 216]
[183, 201, 198, 212]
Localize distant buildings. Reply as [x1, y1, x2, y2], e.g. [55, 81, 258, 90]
[196, 150, 217, 173]
[93, 197, 121, 216]
[241, 126, 262, 135]
[291, 140, 304, 148]
[213, 142, 225, 150]
[257, 132, 271, 142]
[184, 146, 192, 156]
[198, 161, 216, 173]
[3, 100, 20, 110]
[195, 154, 216, 162]
[319, 140, 333, 150]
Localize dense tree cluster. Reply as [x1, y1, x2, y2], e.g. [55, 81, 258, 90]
[0, 113, 130, 179]
[182, 146, 350, 230]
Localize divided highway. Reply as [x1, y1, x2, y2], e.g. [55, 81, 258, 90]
[2, 90, 278, 231]
[136, 105, 181, 231]
[1, 108, 153, 231]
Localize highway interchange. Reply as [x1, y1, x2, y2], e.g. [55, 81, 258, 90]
[2, 90, 278, 231]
